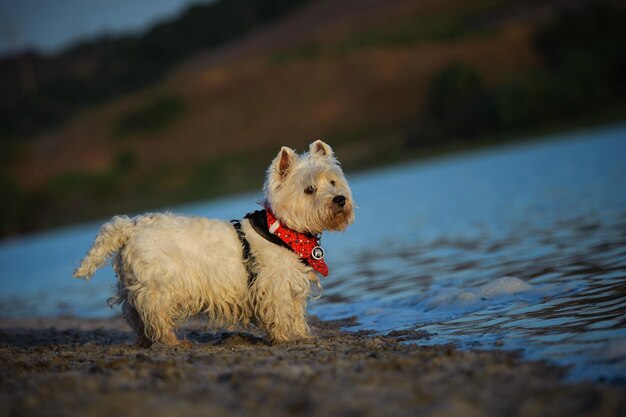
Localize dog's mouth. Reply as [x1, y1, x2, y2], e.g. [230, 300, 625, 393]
[326, 203, 354, 231]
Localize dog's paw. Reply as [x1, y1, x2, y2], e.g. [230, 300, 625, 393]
[177, 339, 194, 348]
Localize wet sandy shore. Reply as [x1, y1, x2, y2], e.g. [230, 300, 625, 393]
[0, 316, 624, 417]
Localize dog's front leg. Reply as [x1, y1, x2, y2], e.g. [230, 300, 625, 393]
[252, 277, 311, 343]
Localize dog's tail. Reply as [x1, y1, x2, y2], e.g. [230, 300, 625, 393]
[74, 215, 135, 280]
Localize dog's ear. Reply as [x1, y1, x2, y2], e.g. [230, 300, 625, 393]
[309, 140, 334, 157]
[274, 146, 296, 179]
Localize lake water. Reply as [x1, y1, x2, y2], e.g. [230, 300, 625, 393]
[1, 124, 625, 384]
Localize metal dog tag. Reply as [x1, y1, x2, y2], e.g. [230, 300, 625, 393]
[311, 246, 325, 260]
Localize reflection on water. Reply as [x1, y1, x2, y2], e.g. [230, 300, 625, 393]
[1, 124, 625, 383]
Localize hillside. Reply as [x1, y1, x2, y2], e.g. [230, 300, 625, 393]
[0, 0, 314, 139]
[2, 0, 625, 236]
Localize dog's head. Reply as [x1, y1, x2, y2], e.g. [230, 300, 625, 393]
[264, 140, 354, 235]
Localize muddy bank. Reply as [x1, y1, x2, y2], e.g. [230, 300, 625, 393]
[0, 316, 624, 417]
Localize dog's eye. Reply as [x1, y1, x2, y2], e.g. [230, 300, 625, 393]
[330, 180, 336, 187]
[304, 186, 316, 195]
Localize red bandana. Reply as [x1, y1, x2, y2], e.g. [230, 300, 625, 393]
[265, 208, 328, 276]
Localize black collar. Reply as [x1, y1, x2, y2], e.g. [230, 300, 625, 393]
[231, 209, 296, 288]
[244, 209, 291, 251]
[240, 209, 313, 270]
[230, 219, 256, 287]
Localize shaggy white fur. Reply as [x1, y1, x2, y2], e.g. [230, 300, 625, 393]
[74, 140, 354, 347]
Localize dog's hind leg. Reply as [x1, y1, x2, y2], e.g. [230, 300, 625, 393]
[122, 301, 152, 348]
[111, 253, 151, 347]
[131, 293, 192, 347]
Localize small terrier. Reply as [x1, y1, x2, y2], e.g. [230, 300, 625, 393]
[74, 140, 354, 347]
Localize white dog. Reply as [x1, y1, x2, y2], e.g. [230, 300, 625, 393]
[74, 140, 354, 347]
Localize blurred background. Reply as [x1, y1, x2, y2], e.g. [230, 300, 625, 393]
[1, 0, 626, 383]
[1, 0, 625, 237]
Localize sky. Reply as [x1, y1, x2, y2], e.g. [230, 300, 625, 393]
[0, 0, 213, 56]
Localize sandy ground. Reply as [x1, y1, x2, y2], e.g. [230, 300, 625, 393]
[0, 316, 624, 417]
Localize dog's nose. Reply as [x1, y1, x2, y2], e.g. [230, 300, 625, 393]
[333, 195, 346, 207]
